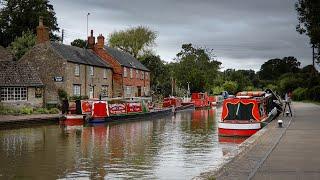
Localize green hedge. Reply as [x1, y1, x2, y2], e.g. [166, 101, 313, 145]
[292, 87, 308, 101]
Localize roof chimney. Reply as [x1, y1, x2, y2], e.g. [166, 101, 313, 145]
[87, 30, 95, 49]
[96, 34, 105, 49]
[36, 16, 49, 44]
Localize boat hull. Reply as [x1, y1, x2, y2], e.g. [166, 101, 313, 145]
[218, 122, 261, 137]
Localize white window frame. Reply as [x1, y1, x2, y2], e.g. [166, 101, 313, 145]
[141, 72, 144, 80]
[123, 67, 127, 77]
[145, 72, 148, 79]
[136, 70, 139, 79]
[89, 86, 94, 99]
[73, 84, 81, 96]
[89, 66, 94, 76]
[101, 85, 108, 97]
[1, 87, 27, 101]
[130, 68, 133, 78]
[75, 64, 80, 76]
[103, 68, 108, 79]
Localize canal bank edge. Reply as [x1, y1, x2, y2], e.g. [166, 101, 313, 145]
[194, 104, 294, 180]
[0, 114, 60, 126]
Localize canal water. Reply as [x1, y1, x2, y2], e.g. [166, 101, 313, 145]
[0, 108, 246, 179]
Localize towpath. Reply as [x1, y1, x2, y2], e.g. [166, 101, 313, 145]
[197, 102, 320, 180]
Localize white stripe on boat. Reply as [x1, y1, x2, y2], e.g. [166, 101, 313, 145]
[218, 122, 261, 130]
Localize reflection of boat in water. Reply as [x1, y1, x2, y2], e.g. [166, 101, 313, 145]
[218, 89, 282, 137]
[60, 119, 84, 131]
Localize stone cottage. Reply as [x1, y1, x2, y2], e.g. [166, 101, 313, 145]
[88, 31, 151, 98]
[20, 19, 113, 106]
[0, 61, 44, 107]
[0, 45, 13, 61]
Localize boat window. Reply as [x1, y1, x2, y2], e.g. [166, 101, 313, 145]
[225, 103, 255, 120]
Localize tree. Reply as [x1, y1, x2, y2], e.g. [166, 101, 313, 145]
[0, 0, 59, 47]
[223, 81, 238, 95]
[8, 30, 36, 59]
[139, 54, 171, 96]
[108, 26, 157, 58]
[258, 57, 301, 81]
[173, 43, 221, 93]
[71, 39, 87, 48]
[296, 0, 320, 64]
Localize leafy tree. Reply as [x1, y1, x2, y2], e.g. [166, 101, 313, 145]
[296, 0, 320, 64]
[223, 81, 238, 95]
[223, 69, 256, 92]
[139, 54, 171, 96]
[258, 57, 301, 81]
[0, 0, 59, 47]
[71, 39, 87, 48]
[8, 30, 36, 59]
[173, 44, 221, 93]
[108, 26, 157, 58]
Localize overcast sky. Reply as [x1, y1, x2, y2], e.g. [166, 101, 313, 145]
[51, 0, 314, 71]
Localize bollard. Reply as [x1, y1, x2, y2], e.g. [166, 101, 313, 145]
[278, 119, 283, 128]
[285, 111, 290, 117]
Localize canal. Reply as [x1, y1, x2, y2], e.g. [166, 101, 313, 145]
[0, 108, 246, 179]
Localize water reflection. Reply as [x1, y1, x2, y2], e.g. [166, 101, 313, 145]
[0, 108, 245, 179]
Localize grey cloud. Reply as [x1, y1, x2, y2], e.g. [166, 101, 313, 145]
[51, 0, 315, 70]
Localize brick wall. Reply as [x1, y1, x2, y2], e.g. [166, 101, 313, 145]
[93, 48, 123, 97]
[123, 67, 150, 97]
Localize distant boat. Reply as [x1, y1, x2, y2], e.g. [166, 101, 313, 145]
[218, 89, 282, 137]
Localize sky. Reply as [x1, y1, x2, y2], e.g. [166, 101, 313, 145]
[51, 0, 314, 71]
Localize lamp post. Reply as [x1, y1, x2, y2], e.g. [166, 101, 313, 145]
[187, 82, 190, 99]
[86, 13, 90, 37]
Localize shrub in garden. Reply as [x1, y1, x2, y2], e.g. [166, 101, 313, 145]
[307, 86, 320, 102]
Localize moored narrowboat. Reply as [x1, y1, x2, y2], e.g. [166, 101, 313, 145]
[218, 89, 282, 137]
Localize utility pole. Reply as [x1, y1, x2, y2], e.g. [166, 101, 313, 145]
[86, 13, 90, 38]
[312, 43, 315, 68]
[61, 29, 64, 44]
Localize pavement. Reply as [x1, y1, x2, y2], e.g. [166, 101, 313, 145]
[252, 102, 320, 180]
[197, 102, 320, 180]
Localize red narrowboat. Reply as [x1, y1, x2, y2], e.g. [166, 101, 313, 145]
[218, 90, 282, 137]
[191, 92, 211, 108]
[163, 96, 195, 111]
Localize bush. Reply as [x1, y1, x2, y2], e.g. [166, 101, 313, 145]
[21, 107, 33, 115]
[69, 95, 89, 100]
[58, 88, 68, 100]
[34, 108, 49, 114]
[292, 87, 308, 101]
[307, 86, 320, 101]
[49, 108, 60, 114]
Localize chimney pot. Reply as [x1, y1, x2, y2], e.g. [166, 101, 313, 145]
[36, 16, 49, 44]
[87, 30, 95, 49]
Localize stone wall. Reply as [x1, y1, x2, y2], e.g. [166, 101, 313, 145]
[20, 42, 67, 105]
[64, 62, 113, 98]
[0, 46, 13, 61]
[1, 87, 43, 108]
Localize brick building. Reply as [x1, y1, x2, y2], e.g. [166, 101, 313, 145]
[88, 31, 151, 98]
[20, 19, 113, 106]
[0, 61, 44, 107]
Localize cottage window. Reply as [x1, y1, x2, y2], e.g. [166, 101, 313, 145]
[103, 69, 108, 79]
[1, 87, 27, 101]
[145, 72, 148, 79]
[89, 66, 94, 76]
[123, 67, 127, 77]
[101, 85, 108, 97]
[73, 85, 81, 96]
[130, 68, 133, 78]
[136, 70, 139, 79]
[75, 64, 80, 76]
[141, 72, 144, 79]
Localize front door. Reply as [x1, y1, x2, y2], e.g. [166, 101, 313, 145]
[89, 86, 94, 99]
[137, 86, 142, 97]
